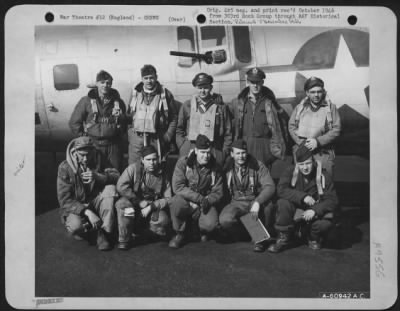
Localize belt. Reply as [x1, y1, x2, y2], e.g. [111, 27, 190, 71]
[134, 131, 157, 138]
[90, 137, 115, 146]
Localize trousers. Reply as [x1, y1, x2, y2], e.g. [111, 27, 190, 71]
[219, 200, 275, 240]
[274, 198, 333, 239]
[91, 137, 122, 173]
[63, 185, 117, 235]
[115, 196, 171, 243]
[169, 195, 218, 234]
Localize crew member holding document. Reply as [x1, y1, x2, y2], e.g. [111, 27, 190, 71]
[268, 141, 339, 253]
[218, 139, 276, 252]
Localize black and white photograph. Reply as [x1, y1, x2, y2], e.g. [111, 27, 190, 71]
[4, 5, 397, 309]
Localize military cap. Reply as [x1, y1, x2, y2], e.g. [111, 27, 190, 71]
[246, 67, 266, 82]
[74, 136, 95, 151]
[195, 134, 211, 149]
[295, 141, 313, 163]
[304, 76, 324, 91]
[141, 64, 157, 77]
[141, 145, 158, 158]
[192, 73, 213, 87]
[231, 139, 247, 151]
[96, 70, 113, 82]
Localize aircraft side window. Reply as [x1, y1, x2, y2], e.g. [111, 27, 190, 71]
[200, 26, 226, 48]
[177, 26, 196, 67]
[53, 64, 79, 91]
[232, 26, 252, 63]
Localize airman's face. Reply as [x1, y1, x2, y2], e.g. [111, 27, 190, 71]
[247, 80, 263, 95]
[197, 84, 212, 99]
[195, 148, 211, 165]
[76, 149, 94, 167]
[306, 86, 325, 105]
[141, 153, 158, 172]
[298, 158, 314, 176]
[231, 147, 247, 166]
[96, 79, 112, 96]
[142, 74, 157, 91]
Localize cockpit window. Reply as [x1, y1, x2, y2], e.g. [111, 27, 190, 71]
[177, 26, 196, 67]
[200, 26, 226, 48]
[53, 64, 79, 91]
[232, 26, 252, 63]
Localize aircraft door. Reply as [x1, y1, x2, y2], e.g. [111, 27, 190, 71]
[39, 59, 92, 147]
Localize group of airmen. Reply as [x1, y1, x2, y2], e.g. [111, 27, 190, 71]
[57, 64, 342, 253]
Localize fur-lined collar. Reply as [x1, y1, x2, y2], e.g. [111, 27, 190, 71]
[134, 81, 163, 94]
[186, 150, 217, 170]
[88, 88, 120, 100]
[238, 86, 276, 102]
[223, 154, 259, 172]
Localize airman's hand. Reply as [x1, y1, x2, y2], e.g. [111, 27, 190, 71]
[303, 196, 316, 207]
[305, 138, 318, 151]
[250, 201, 260, 221]
[303, 209, 316, 222]
[141, 205, 152, 218]
[84, 209, 102, 229]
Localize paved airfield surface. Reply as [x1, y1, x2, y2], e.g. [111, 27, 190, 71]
[35, 152, 369, 297]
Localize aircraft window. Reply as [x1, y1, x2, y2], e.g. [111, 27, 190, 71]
[177, 26, 196, 67]
[232, 26, 252, 63]
[53, 64, 79, 91]
[200, 26, 226, 48]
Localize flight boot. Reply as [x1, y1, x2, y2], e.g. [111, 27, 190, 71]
[168, 232, 185, 249]
[267, 231, 291, 253]
[308, 237, 322, 250]
[253, 242, 266, 253]
[97, 229, 112, 251]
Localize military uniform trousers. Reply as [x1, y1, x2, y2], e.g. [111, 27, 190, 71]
[115, 197, 170, 243]
[275, 198, 333, 240]
[219, 199, 275, 239]
[91, 137, 123, 173]
[169, 195, 219, 234]
[243, 136, 275, 169]
[63, 185, 117, 236]
[128, 129, 162, 165]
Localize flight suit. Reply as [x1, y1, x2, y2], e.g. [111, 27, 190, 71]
[170, 152, 223, 236]
[127, 82, 178, 164]
[176, 93, 232, 166]
[57, 142, 120, 237]
[69, 88, 127, 172]
[115, 163, 172, 244]
[219, 155, 276, 239]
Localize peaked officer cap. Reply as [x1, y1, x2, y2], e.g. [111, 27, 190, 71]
[141, 64, 157, 77]
[195, 134, 211, 149]
[96, 70, 113, 82]
[246, 67, 266, 82]
[304, 76, 324, 91]
[192, 73, 213, 87]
